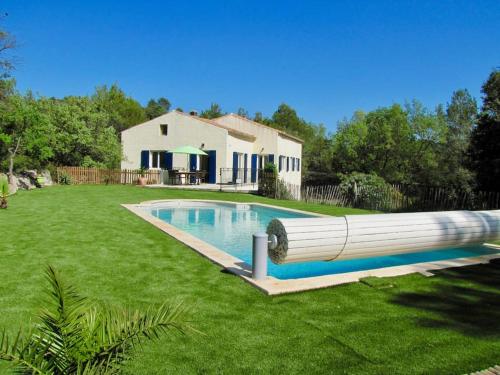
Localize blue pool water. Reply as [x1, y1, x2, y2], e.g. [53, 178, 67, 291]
[149, 203, 500, 280]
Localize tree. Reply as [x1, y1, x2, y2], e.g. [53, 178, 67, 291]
[362, 105, 413, 183]
[469, 69, 500, 191]
[200, 103, 224, 119]
[0, 265, 192, 374]
[40, 95, 122, 168]
[237, 107, 249, 118]
[253, 112, 264, 123]
[145, 97, 171, 119]
[441, 89, 477, 189]
[0, 17, 16, 100]
[92, 84, 147, 133]
[0, 16, 16, 76]
[331, 103, 448, 185]
[0, 93, 54, 180]
[271, 103, 303, 134]
[405, 100, 447, 186]
[331, 111, 368, 175]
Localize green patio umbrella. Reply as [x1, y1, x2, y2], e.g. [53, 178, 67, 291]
[168, 146, 208, 179]
[169, 146, 207, 156]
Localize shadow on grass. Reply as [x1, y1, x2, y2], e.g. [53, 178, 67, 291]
[392, 259, 500, 336]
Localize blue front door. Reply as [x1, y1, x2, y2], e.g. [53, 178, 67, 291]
[207, 150, 216, 183]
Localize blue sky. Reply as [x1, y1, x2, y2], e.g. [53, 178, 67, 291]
[3, 0, 500, 131]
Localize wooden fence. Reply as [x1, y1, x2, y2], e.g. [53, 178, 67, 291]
[56, 167, 162, 185]
[259, 173, 500, 212]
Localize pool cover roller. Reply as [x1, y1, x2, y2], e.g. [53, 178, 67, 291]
[266, 210, 500, 264]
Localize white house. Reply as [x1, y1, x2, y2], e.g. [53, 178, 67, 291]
[121, 110, 303, 186]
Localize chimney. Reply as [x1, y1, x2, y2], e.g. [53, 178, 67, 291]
[189, 110, 198, 116]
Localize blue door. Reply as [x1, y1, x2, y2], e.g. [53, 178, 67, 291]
[232, 152, 238, 183]
[207, 150, 216, 183]
[189, 154, 197, 183]
[251, 154, 257, 182]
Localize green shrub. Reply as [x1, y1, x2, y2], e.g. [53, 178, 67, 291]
[58, 172, 72, 185]
[263, 162, 277, 176]
[339, 172, 403, 210]
[0, 173, 8, 209]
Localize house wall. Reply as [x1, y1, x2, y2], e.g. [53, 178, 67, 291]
[121, 112, 228, 183]
[226, 134, 254, 169]
[214, 116, 278, 155]
[214, 115, 303, 187]
[277, 134, 302, 186]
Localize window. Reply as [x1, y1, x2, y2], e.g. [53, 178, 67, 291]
[151, 151, 160, 168]
[286, 157, 289, 172]
[150, 151, 166, 169]
[160, 124, 168, 136]
[291, 157, 295, 171]
[258, 155, 270, 169]
[297, 158, 300, 171]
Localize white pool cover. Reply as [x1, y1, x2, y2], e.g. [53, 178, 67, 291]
[267, 210, 500, 264]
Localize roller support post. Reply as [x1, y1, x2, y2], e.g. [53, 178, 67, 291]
[252, 233, 269, 280]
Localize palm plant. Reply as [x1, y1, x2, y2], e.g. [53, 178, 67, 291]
[0, 266, 193, 374]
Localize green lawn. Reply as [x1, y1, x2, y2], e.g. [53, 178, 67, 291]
[1, 185, 499, 374]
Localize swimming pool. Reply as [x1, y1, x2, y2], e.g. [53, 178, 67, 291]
[147, 201, 500, 280]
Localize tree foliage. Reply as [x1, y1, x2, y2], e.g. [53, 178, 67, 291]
[145, 97, 171, 119]
[0, 88, 123, 172]
[0, 16, 16, 76]
[236, 107, 249, 118]
[92, 84, 146, 133]
[200, 103, 224, 119]
[441, 89, 477, 190]
[469, 69, 500, 191]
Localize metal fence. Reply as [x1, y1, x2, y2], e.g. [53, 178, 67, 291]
[219, 168, 259, 187]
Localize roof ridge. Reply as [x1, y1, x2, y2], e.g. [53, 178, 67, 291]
[214, 113, 304, 143]
[174, 110, 256, 141]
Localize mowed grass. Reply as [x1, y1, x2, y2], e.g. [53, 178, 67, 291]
[1, 185, 499, 374]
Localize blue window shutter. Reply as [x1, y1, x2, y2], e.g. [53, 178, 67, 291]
[165, 152, 173, 170]
[232, 152, 238, 182]
[140, 150, 149, 169]
[286, 157, 289, 172]
[244, 154, 248, 183]
[208, 150, 216, 183]
[251, 154, 257, 182]
[269, 154, 275, 165]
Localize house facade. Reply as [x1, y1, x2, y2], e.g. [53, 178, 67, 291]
[121, 111, 303, 186]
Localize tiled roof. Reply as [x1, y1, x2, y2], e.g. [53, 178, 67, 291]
[214, 113, 304, 144]
[175, 111, 256, 141]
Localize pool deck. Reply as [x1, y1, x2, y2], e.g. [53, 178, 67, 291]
[123, 199, 500, 295]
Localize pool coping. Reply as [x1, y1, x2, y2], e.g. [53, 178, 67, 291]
[122, 199, 500, 295]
